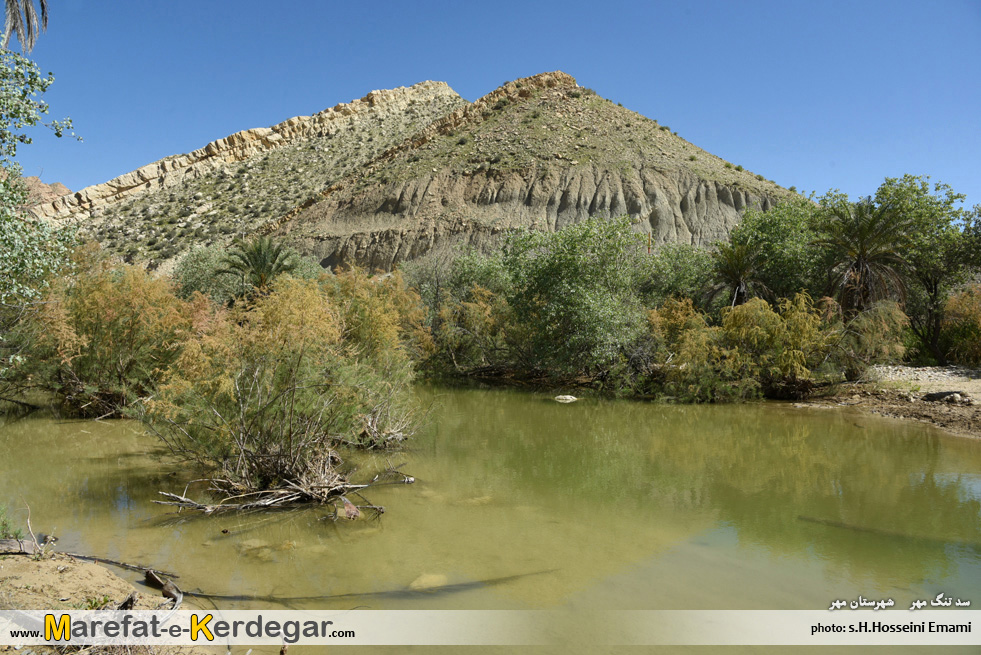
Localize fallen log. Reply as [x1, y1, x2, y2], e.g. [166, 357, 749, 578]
[0, 539, 179, 578]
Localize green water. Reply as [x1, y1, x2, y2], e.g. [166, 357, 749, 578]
[1, 386, 980, 652]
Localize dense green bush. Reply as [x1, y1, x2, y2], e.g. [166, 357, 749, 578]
[943, 284, 981, 366]
[647, 295, 835, 402]
[828, 300, 908, 380]
[641, 243, 713, 307]
[407, 211, 920, 400]
[503, 217, 649, 377]
[730, 197, 825, 299]
[174, 241, 326, 304]
[173, 244, 246, 302]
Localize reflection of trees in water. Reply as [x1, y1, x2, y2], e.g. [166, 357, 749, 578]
[5, 389, 981, 597]
[422, 387, 981, 583]
[641, 405, 981, 583]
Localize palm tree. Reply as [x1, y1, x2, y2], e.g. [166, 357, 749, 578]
[815, 197, 912, 315]
[217, 236, 298, 296]
[3, 0, 48, 52]
[704, 242, 770, 308]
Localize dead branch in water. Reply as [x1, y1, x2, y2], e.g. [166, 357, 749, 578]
[798, 515, 981, 549]
[154, 464, 414, 515]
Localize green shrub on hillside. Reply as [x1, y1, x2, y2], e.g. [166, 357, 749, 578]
[174, 241, 326, 304]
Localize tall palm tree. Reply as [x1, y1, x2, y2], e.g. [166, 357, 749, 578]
[704, 242, 770, 308]
[3, 0, 47, 52]
[815, 197, 912, 315]
[217, 236, 298, 296]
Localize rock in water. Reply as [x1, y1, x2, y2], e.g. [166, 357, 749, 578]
[409, 573, 448, 591]
[554, 395, 578, 403]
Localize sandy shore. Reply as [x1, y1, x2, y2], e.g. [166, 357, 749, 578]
[0, 551, 213, 654]
[802, 365, 981, 439]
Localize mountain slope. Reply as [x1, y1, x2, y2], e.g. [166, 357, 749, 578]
[30, 82, 466, 265]
[32, 72, 795, 271]
[272, 71, 794, 271]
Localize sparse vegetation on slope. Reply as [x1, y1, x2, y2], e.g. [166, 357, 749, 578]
[39, 72, 796, 275]
[44, 83, 466, 269]
[277, 72, 797, 271]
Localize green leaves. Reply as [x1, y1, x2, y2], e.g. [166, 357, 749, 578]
[216, 236, 300, 297]
[705, 241, 770, 308]
[503, 216, 647, 375]
[0, 175, 75, 305]
[730, 197, 824, 299]
[815, 195, 913, 315]
[0, 48, 75, 164]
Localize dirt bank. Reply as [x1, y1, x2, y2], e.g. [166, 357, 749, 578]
[802, 365, 981, 439]
[0, 551, 210, 654]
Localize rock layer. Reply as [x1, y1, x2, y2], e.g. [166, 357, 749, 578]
[30, 81, 463, 222]
[276, 72, 791, 271]
[284, 165, 776, 272]
[33, 71, 796, 271]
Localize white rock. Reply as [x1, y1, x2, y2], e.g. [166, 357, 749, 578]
[554, 395, 578, 403]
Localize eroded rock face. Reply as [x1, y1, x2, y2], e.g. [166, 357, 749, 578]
[22, 176, 71, 205]
[282, 165, 776, 272]
[29, 81, 464, 222]
[33, 71, 793, 271]
[275, 71, 789, 272]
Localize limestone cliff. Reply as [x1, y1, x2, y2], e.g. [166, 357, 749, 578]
[29, 82, 466, 264]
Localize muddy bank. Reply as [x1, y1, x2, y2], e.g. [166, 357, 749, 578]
[800, 365, 981, 439]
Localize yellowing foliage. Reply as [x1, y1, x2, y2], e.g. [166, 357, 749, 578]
[28, 255, 193, 416]
[944, 284, 981, 366]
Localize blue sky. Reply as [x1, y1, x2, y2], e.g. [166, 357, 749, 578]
[12, 0, 981, 208]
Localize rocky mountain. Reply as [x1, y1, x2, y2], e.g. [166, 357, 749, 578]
[23, 176, 71, 205]
[274, 72, 794, 271]
[32, 72, 795, 270]
[30, 82, 466, 264]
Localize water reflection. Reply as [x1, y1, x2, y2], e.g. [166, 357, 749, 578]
[1, 388, 979, 625]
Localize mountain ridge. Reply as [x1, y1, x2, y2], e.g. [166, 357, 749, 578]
[271, 71, 793, 270]
[29, 71, 795, 270]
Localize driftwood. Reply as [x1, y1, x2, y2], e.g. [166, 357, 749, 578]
[0, 539, 179, 578]
[798, 515, 981, 549]
[153, 467, 414, 515]
[154, 489, 380, 515]
[0, 538, 44, 555]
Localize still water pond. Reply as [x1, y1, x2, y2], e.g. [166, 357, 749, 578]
[2, 386, 980, 651]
